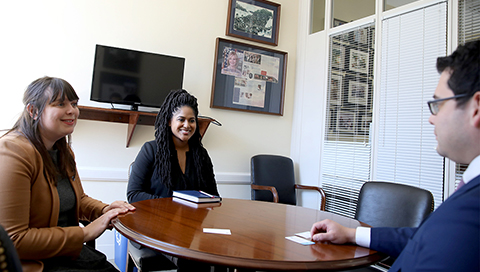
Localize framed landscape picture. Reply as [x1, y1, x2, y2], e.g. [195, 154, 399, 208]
[226, 0, 281, 46]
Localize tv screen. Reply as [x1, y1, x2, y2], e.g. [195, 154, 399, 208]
[90, 44, 185, 111]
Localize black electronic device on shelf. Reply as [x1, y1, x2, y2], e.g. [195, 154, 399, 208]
[90, 44, 185, 111]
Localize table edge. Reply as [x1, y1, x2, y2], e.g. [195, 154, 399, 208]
[113, 215, 386, 270]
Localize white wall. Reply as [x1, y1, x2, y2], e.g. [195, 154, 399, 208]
[0, 0, 299, 179]
[291, 0, 328, 210]
[0, 0, 299, 259]
[0, 0, 299, 175]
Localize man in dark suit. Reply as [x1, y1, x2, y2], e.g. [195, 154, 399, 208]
[311, 40, 480, 271]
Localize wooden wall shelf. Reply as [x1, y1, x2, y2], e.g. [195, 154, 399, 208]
[78, 106, 219, 147]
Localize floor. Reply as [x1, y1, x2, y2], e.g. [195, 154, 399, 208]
[109, 259, 176, 272]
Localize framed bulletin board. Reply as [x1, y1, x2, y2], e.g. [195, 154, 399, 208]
[210, 38, 287, 116]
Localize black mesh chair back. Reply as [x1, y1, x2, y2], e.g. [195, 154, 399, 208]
[0, 224, 23, 272]
[355, 181, 434, 228]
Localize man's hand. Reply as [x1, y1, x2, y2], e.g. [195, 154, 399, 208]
[310, 219, 357, 244]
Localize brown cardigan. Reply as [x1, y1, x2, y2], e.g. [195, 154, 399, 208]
[0, 132, 108, 272]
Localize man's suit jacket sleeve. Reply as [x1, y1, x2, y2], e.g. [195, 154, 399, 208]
[374, 176, 480, 271]
[370, 227, 417, 258]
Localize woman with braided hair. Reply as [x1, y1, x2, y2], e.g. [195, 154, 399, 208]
[127, 88, 219, 201]
[127, 89, 221, 271]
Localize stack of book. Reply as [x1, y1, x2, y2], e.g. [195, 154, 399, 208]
[172, 190, 222, 203]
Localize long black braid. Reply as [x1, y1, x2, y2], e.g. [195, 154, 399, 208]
[153, 89, 206, 189]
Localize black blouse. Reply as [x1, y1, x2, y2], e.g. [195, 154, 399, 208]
[127, 140, 219, 203]
[49, 149, 77, 227]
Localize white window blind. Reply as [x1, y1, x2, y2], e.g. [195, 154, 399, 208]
[322, 24, 375, 217]
[455, 0, 480, 189]
[376, 2, 447, 209]
[459, 0, 480, 44]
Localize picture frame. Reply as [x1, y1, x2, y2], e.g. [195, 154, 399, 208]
[327, 107, 337, 133]
[337, 110, 356, 133]
[353, 28, 368, 44]
[349, 49, 369, 74]
[371, 28, 375, 48]
[210, 38, 287, 115]
[333, 18, 347, 27]
[339, 32, 351, 42]
[226, 0, 281, 46]
[329, 73, 343, 105]
[361, 115, 372, 134]
[347, 81, 368, 105]
[331, 44, 345, 69]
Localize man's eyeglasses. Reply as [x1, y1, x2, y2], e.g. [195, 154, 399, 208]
[427, 94, 468, 115]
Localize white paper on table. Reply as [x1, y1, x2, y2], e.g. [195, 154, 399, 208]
[295, 231, 312, 240]
[203, 228, 231, 235]
[285, 235, 315, 245]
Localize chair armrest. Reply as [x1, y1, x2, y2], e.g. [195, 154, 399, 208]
[294, 184, 326, 211]
[251, 184, 279, 203]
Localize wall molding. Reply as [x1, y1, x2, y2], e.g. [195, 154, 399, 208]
[78, 166, 250, 184]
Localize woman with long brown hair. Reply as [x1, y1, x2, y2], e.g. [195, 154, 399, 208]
[0, 76, 135, 272]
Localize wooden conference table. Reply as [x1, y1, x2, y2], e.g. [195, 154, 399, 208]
[112, 198, 386, 271]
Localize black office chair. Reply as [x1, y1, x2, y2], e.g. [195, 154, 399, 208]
[251, 154, 326, 210]
[125, 162, 227, 272]
[355, 181, 434, 228]
[126, 243, 176, 272]
[352, 181, 434, 271]
[124, 161, 177, 272]
[0, 224, 23, 272]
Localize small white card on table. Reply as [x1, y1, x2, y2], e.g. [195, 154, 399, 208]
[285, 235, 315, 245]
[203, 228, 231, 235]
[295, 231, 312, 240]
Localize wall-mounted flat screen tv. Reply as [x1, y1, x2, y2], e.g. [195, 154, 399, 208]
[90, 44, 185, 111]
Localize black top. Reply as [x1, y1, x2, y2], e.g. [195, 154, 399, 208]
[44, 151, 118, 272]
[49, 149, 77, 227]
[127, 140, 219, 203]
